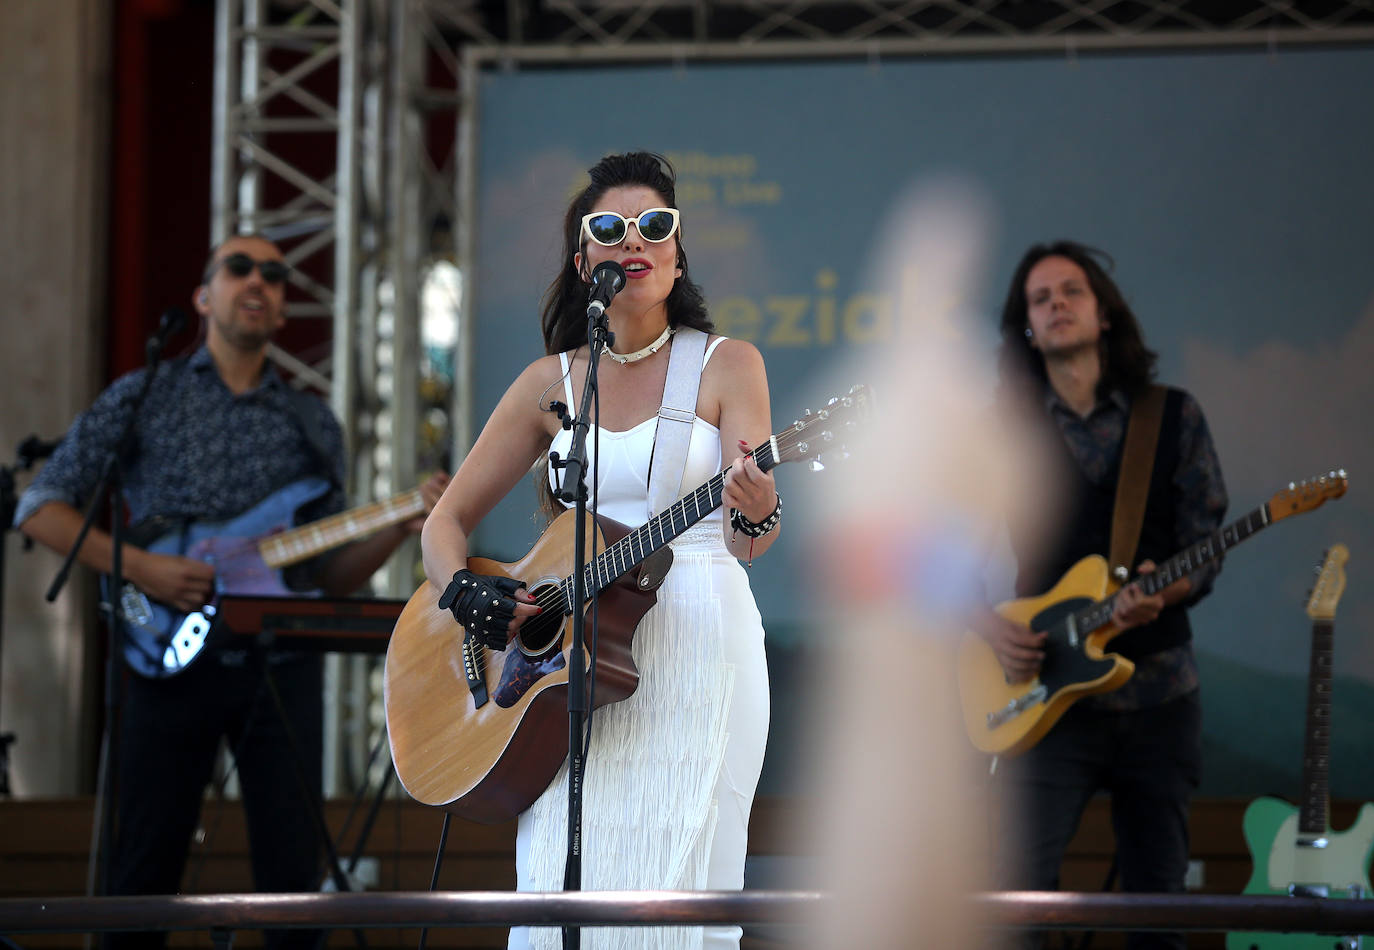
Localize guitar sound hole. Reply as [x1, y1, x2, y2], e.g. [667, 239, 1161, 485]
[516, 584, 565, 655]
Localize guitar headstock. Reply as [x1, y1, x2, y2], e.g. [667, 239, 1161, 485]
[1268, 469, 1348, 523]
[1306, 543, 1349, 621]
[771, 384, 873, 472]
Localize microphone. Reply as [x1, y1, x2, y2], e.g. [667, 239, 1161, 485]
[585, 261, 626, 322]
[147, 307, 187, 359]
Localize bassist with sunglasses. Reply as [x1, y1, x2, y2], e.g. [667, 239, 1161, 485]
[14, 234, 446, 948]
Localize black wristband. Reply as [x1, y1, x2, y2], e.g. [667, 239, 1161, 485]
[729, 492, 782, 539]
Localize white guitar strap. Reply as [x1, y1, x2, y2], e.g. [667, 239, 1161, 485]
[647, 327, 708, 518]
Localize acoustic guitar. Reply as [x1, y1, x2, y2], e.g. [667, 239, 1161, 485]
[1228, 543, 1373, 950]
[957, 470, 1348, 757]
[384, 386, 872, 824]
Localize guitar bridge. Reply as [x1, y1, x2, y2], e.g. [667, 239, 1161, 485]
[120, 585, 154, 627]
[987, 683, 1048, 728]
[1288, 883, 1330, 898]
[462, 634, 489, 709]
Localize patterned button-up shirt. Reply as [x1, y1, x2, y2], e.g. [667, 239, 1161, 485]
[15, 346, 345, 536]
[1043, 387, 1228, 711]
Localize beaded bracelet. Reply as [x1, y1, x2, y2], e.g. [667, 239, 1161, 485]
[729, 492, 782, 538]
[729, 493, 781, 568]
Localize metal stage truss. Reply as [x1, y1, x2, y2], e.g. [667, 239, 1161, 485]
[209, 0, 1373, 796]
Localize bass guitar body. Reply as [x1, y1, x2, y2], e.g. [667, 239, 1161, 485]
[957, 555, 1134, 756]
[1225, 798, 1374, 950]
[111, 477, 331, 677]
[384, 508, 672, 825]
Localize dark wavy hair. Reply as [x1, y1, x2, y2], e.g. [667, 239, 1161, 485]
[539, 152, 713, 355]
[996, 240, 1157, 402]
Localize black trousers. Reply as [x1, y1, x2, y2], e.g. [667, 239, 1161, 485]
[1001, 690, 1203, 950]
[103, 653, 324, 949]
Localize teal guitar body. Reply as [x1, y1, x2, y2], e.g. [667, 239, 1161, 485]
[1225, 797, 1374, 950]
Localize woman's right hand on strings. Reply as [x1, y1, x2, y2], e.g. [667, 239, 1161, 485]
[437, 569, 541, 650]
[974, 606, 1045, 684]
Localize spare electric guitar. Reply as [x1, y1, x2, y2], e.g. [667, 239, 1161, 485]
[384, 386, 872, 824]
[111, 478, 426, 677]
[957, 470, 1348, 756]
[1228, 543, 1373, 950]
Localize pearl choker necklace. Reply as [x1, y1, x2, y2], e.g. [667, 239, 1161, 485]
[604, 325, 674, 364]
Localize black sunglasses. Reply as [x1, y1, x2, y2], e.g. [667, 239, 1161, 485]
[208, 253, 291, 284]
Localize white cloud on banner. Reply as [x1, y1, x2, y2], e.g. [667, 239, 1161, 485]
[1182, 298, 1374, 680]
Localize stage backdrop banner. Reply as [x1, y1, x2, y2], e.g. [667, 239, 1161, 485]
[469, 48, 1374, 797]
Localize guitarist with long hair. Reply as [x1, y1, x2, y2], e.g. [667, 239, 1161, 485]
[417, 152, 778, 950]
[14, 234, 446, 948]
[981, 240, 1228, 949]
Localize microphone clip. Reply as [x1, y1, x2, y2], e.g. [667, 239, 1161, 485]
[146, 307, 188, 363]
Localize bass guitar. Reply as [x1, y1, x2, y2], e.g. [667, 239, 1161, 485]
[957, 470, 1348, 756]
[111, 478, 426, 677]
[384, 386, 872, 824]
[1228, 543, 1373, 950]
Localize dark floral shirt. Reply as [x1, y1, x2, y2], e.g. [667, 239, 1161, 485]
[15, 346, 345, 535]
[1043, 387, 1228, 711]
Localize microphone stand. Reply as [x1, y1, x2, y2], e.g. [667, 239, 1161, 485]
[549, 306, 613, 950]
[44, 318, 177, 897]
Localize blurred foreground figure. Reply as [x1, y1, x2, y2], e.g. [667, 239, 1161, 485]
[796, 183, 1048, 950]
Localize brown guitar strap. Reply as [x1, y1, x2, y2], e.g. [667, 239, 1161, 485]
[1109, 384, 1167, 584]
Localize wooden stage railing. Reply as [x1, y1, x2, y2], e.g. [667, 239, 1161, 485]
[1, 890, 1374, 936]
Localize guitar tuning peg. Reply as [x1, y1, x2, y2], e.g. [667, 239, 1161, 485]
[808, 459, 826, 473]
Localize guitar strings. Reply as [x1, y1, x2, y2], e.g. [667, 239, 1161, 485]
[502, 419, 832, 658]
[531, 426, 810, 623]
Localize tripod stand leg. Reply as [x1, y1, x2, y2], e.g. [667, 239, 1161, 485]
[342, 729, 396, 879]
[258, 665, 369, 949]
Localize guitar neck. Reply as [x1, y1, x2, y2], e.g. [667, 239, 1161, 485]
[1299, 618, 1335, 836]
[565, 437, 781, 603]
[259, 489, 425, 568]
[1075, 501, 1274, 633]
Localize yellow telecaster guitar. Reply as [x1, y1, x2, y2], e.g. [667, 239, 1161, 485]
[957, 470, 1348, 757]
[1228, 543, 1373, 950]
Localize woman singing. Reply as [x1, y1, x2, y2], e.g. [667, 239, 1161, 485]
[420, 151, 778, 950]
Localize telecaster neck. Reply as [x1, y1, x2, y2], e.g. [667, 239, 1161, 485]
[1073, 501, 1273, 634]
[1299, 618, 1335, 836]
